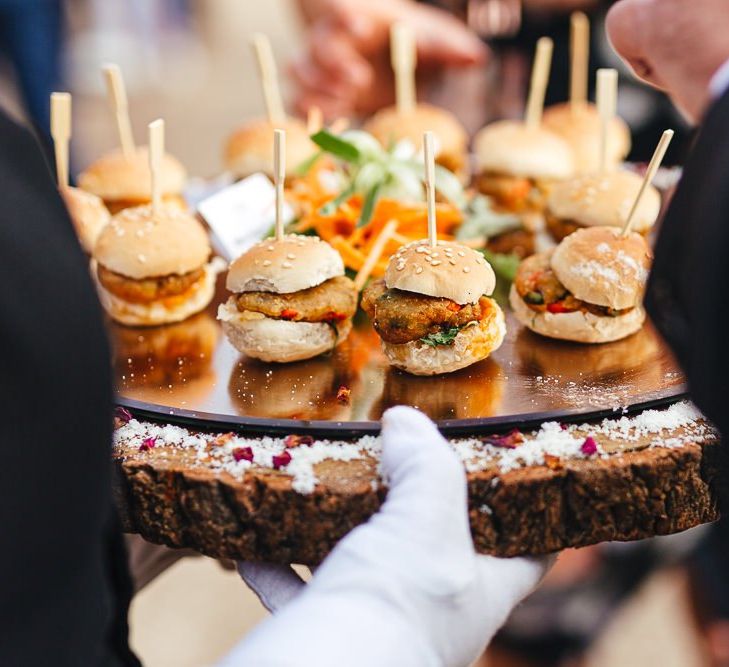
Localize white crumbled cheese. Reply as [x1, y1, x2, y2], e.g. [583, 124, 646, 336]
[113, 401, 714, 495]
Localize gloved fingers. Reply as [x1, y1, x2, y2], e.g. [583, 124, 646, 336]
[474, 554, 554, 613]
[237, 561, 306, 613]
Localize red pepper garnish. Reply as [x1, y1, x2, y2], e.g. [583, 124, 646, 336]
[323, 311, 347, 323]
[547, 301, 569, 314]
[281, 309, 298, 320]
[272, 451, 292, 469]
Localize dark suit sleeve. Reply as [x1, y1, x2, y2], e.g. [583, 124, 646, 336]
[0, 113, 138, 665]
[646, 90, 729, 438]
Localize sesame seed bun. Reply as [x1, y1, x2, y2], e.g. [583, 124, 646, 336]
[551, 226, 652, 311]
[61, 186, 111, 254]
[543, 103, 631, 173]
[382, 300, 505, 375]
[94, 205, 211, 280]
[93, 258, 223, 327]
[385, 240, 495, 305]
[362, 103, 467, 158]
[546, 170, 661, 234]
[224, 117, 315, 179]
[473, 120, 575, 181]
[226, 234, 344, 294]
[509, 283, 645, 343]
[218, 297, 351, 363]
[78, 147, 187, 202]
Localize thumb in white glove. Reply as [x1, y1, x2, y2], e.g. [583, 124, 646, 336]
[222, 406, 549, 667]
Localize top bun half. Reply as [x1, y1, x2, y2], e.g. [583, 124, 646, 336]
[551, 226, 652, 310]
[385, 240, 495, 305]
[226, 234, 344, 293]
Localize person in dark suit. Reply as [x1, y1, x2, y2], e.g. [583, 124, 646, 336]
[608, 2, 729, 663]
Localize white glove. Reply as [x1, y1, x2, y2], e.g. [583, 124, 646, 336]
[220, 406, 549, 667]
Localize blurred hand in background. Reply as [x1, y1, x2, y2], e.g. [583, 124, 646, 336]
[292, 0, 487, 119]
[607, 0, 729, 122]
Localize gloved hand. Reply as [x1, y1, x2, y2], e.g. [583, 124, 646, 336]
[221, 406, 549, 667]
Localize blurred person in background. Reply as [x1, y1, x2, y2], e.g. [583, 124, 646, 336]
[608, 2, 729, 666]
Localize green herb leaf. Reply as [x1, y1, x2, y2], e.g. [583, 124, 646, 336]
[311, 130, 361, 162]
[479, 248, 521, 283]
[420, 326, 462, 347]
[319, 182, 355, 216]
[293, 150, 323, 177]
[358, 182, 381, 227]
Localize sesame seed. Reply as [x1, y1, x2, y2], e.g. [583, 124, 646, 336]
[263, 260, 272, 267]
[415, 266, 423, 274]
[431, 260, 442, 266]
[449, 259, 456, 265]
[431, 252, 439, 258]
[267, 245, 274, 251]
[463, 266, 470, 273]
[416, 246, 427, 253]
[287, 253, 296, 260]
[282, 261, 292, 268]
[457, 251, 465, 257]
[138, 254, 146, 263]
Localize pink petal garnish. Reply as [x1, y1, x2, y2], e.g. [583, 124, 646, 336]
[233, 446, 254, 463]
[139, 437, 156, 452]
[114, 406, 132, 423]
[581, 436, 598, 456]
[483, 429, 524, 449]
[272, 451, 292, 469]
[284, 435, 314, 448]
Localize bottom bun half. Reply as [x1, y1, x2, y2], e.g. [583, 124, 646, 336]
[94, 258, 224, 327]
[382, 299, 506, 376]
[218, 297, 351, 363]
[509, 284, 645, 343]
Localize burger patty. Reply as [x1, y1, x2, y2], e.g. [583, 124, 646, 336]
[98, 264, 205, 304]
[235, 276, 357, 323]
[104, 194, 188, 216]
[545, 213, 583, 243]
[476, 171, 547, 212]
[361, 279, 489, 344]
[435, 151, 465, 177]
[486, 228, 535, 259]
[514, 253, 631, 317]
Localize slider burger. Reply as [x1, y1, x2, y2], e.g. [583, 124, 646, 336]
[473, 120, 574, 257]
[361, 240, 505, 376]
[78, 147, 187, 214]
[509, 226, 652, 343]
[545, 169, 661, 243]
[218, 235, 357, 363]
[224, 117, 314, 181]
[93, 205, 223, 326]
[61, 186, 111, 254]
[363, 103, 469, 180]
[543, 103, 631, 174]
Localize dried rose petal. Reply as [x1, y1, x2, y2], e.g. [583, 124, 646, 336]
[544, 454, 563, 470]
[284, 435, 314, 448]
[272, 450, 292, 469]
[581, 436, 598, 456]
[560, 423, 568, 431]
[139, 437, 157, 452]
[483, 429, 524, 449]
[336, 385, 351, 405]
[233, 446, 254, 463]
[212, 432, 235, 447]
[114, 406, 133, 424]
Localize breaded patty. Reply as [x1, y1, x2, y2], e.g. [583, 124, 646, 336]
[486, 228, 535, 258]
[361, 279, 488, 344]
[236, 276, 357, 323]
[98, 264, 204, 304]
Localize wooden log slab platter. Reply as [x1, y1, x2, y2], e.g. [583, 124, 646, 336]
[112, 401, 723, 564]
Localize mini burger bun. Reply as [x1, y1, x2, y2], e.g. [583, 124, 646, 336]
[362, 103, 467, 157]
[94, 258, 223, 327]
[224, 117, 314, 179]
[547, 170, 660, 233]
[94, 204, 211, 280]
[551, 226, 652, 310]
[218, 298, 351, 363]
[226, 234, 344, 294]
[382, 300, 506, 375]
[385, 240, 495, 305]
[61, 186, 111, 253]
[78, 146, 187, 201]
[473, 120, 574, 181]
[543, 103, 631, 173]
[509, 283, 645, 343]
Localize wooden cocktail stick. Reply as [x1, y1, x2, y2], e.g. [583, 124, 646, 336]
[50, 92, 71, 188]
[423, 131, 437, 247]
[273, 128, 286, 241]
[307, 106, 323, 134]
[525, 37, 553, 129]
[252, 33, 286, 125]
[102, 63, 135, 159]
[354, 219, 399, 291]
[570, 12, 589, 111]
[391, 23, 417, 115]
[148, 119, 164, 216]
[596, 68, 618, 173]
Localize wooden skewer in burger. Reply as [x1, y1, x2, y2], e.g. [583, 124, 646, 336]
[93, 119, 223, 326]
[218, 129, 357, 363]
[50, 91, 111, 254]
[362, 24, 468, 180]
[472, 38, 574, 258]
[544, 70, 661, 242]
[510, 130, 673, 343]
[224, 34, 313, 182]
[542, 13, 631, 174]
[78, 64, 188, 214]
[361, 132, 505, 376]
